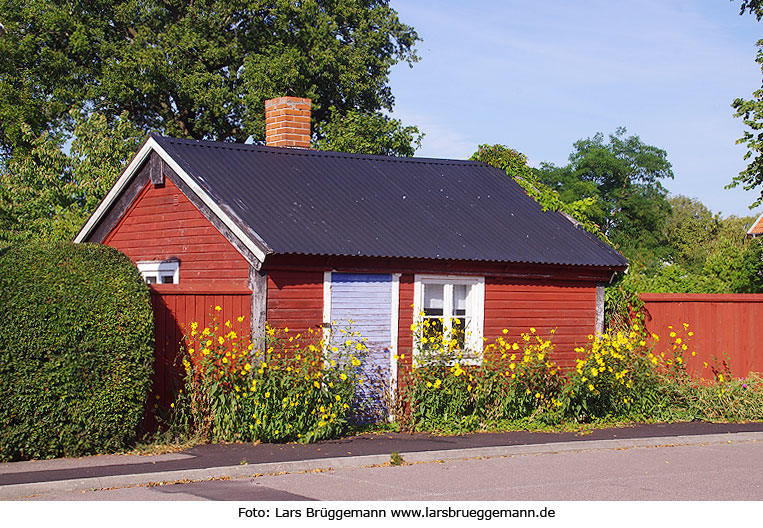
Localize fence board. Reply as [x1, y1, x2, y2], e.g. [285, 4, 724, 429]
[146, 287, 251, 428]
[640, 293, 763, 378]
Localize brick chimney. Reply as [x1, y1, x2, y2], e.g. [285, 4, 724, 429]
[264, 96, 312, 149]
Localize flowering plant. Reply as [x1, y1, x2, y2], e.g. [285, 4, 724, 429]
[169, 308, 365, 443]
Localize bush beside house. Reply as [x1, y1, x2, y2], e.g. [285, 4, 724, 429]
[0, 242, 153, 461]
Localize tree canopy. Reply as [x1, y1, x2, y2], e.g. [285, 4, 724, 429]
[0, 0, 420, 158]
[638, 196, 763, 294]
[470, 144, 606, 241]
[535, 128, 674, 268]
[0, 110, 143, 248]
[0, 1, 422, 246]
[729, 0, 763, 206]
[315, 109, 423, 156]
[736, 0, 763, 20]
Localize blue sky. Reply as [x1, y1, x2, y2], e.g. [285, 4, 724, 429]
[387, 0, 763, 219]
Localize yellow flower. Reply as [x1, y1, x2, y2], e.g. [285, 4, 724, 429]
[215, 305, 222, 311]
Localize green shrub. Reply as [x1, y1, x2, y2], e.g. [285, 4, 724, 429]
[0, 242, 153, 461]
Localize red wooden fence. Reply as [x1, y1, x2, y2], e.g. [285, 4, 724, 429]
[148, 285, 251, 422]
[640, 293, 763, 378]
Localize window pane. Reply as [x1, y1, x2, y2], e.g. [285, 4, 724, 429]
[423, 283, 444, 314]
[453, 284, 468, 316]
[160, 275, 174, 284]
[145, 275, 157, 284]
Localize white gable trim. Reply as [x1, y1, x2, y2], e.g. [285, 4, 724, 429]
[74, 136, 269, 264]
[74, 137, 155, 244]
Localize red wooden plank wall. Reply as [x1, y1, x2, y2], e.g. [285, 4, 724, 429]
[149, 286, 251, 414]
[104, 178, 250, 290]
[640, 293, 763, 378]
[396, 274, 415, 377]
[266, 269, 324, 349]
[393, 275, 596, 374]
[484, 278, 597, 368]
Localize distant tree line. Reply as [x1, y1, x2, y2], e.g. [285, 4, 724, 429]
[474, 127, 763, 295]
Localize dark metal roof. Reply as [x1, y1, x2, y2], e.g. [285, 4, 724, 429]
[152, 134, 628, 268]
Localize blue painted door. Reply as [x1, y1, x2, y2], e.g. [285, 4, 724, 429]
[329, 272, 393, 423]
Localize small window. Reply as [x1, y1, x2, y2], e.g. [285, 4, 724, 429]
[137, 260, 179, 285]
[413, 275, 484, 363]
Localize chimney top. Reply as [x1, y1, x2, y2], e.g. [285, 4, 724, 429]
[265, 97, 312, 149]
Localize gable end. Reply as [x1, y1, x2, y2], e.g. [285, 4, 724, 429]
[76, 138, 271, 268]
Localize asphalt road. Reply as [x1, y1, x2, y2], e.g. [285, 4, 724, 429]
[11, 430, 763, 501]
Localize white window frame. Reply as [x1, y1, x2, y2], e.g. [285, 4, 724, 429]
[137, 260, 179, 285]
[412, 274, 485, 364]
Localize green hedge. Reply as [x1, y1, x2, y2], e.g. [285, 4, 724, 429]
[0, 242, 153, 461]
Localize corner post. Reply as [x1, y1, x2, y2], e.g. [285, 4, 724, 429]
[595, 284, 605, 335]
[250, 264, 267, 352]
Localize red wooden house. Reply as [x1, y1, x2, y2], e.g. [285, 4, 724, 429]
[75, 97, 628, 411]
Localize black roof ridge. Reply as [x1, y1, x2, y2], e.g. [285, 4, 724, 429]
[151, 133, 481, 167]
